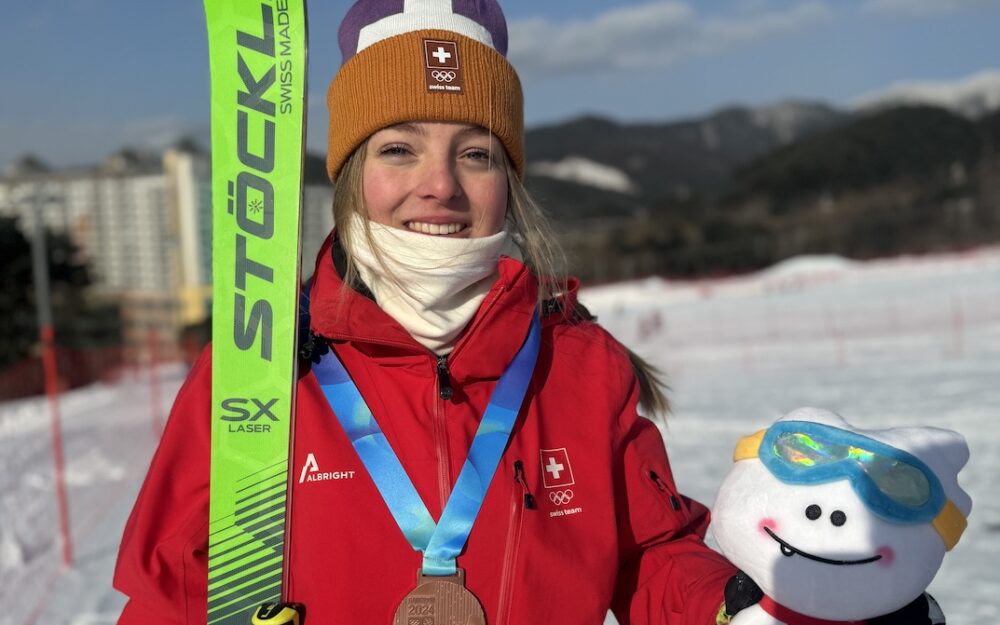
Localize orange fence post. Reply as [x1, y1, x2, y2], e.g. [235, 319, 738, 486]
[41, 325, 73, 568]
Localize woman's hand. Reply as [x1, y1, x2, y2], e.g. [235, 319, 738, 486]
[722, 570, 763, 618]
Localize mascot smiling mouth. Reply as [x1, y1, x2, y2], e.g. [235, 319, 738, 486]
[764, 527, 883, 566]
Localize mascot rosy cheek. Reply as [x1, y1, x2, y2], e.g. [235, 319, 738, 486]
[712, 408, 971, 625]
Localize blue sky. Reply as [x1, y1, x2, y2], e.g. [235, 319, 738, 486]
[2, 0, 998, 169]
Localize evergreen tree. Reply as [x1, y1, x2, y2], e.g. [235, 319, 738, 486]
[0, 217, 115, 369]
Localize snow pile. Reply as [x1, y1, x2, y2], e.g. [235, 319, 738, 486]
[1, 530, 23, 570]
[529, 156, 638, 194]
[64, 449, 126, 487]
[758, 254, 857, 292]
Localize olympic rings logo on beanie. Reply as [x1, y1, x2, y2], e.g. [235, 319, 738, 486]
[424, 39, 464, 92]
[326, 0, 524, 182]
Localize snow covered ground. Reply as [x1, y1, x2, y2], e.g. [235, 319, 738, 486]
[2, 247, 998, 625]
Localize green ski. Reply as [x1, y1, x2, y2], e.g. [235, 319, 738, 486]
[204, 1, 308, 623]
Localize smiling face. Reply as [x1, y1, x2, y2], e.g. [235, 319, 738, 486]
[362, 122, 509, 239]
[712, 460, 946, 621]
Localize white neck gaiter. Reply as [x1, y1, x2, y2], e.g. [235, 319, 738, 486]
[344, 213, 517, 354]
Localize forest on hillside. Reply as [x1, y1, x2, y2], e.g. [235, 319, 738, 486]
[526, 106, 1000, 280]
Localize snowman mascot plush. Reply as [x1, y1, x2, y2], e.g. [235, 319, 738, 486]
[712, 407, 971, 625]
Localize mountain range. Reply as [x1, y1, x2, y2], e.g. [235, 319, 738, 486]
[523, 69, 1000, 221]
[524, 102, 846, 214]
[515, 70, 1000, 279]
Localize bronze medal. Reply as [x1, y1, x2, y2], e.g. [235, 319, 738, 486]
[392, 569, 486, 625]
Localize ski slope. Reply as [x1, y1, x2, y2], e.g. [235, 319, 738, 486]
[1, 247, 999, 625]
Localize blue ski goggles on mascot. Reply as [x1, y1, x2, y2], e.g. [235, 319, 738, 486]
[734, 420, 966, 550]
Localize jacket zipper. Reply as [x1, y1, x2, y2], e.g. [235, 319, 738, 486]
[648, 469, 682, 511]
[434, 356, 454, 509]
[497, 460, 534, 625]
[436, 356, 454, 400]
[514, 459, 537, 510]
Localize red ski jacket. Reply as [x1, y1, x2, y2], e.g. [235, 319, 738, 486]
[114, 237, 734, 625]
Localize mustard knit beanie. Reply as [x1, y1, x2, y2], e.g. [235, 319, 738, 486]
[327, 0, 524, 182]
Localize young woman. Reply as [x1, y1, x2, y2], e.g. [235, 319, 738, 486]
[113, 2, 737, 623]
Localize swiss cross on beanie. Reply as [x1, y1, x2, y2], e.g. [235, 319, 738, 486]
[326, 0, 524, 181]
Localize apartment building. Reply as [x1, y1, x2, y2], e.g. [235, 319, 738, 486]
[0, 147, 334, 361]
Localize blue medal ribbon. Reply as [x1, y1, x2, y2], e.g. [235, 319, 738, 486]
[312, 313, 540, 575]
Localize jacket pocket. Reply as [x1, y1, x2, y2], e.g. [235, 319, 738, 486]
[645, 466, 685, 514]
[496, 460, 534, 625]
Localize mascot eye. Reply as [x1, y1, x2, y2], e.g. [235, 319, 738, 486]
[830, 510, 847, 526]
[805, 504, 822, 520]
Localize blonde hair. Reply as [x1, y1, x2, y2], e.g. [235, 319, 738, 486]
[330, 138, 669, 417]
